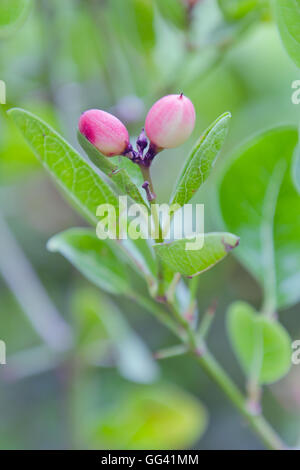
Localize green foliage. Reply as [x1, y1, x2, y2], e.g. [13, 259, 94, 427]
[0, 0, 31, 37]
[274, 0, 300, 68]
[154, 0, 186, 30]
[48, 229, 131, 296]
[132, 0, 156, 52]
[218, 0, 268, 21]
[8, 108, 119, 226]
[78, 131, 146, 207]
[227, 301, 291, 384]
[72, 288, 158, 383]
[154, 232, 239, 277]
[294, 140, 300, 193]
[90, 384, 207, 449]
[219, 127, 300, 310]
[171, 112, 231, 208]
[108, 0, 155, 54]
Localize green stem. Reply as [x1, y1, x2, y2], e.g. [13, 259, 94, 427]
[166, 294, 287, 449]
[137, 162, 286, 450]
[193, 350, 286, 450]
[131, 292, 182, 339]
[139, 165, 165, 298]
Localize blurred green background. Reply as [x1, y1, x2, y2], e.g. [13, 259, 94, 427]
[0, 0, 299, 450]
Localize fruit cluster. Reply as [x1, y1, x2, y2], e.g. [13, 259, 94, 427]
[79, 94, 196, 167]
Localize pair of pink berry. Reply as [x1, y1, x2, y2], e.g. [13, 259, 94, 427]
[78, 94, 196, 164]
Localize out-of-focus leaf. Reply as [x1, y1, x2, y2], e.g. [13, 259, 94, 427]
[109, 0, 155, 53]
[227, 301, 291, 384]
[8, 108, 119, 225]
[133, 0, 156, 52]
[78, 131, 146, 206]
[218, 0, 268, 21]
[154, 232, 239, 277]
[274, 0, 300, 68]
[72, 288, 159, 383]
[0, 0, 31, 37]
[219, 127, 300, 310]
[294, 140, 300, 194]
[154, 0, 186, 30]
[91, 384, 208, 449]
[47, 229, 131, 296]
[171, 113, 231, 208]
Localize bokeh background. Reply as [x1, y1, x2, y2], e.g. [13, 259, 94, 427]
[0, 0, 299, 450]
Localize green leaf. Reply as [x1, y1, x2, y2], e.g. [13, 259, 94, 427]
[8, 108, 119, 226]
[171, 112, 231, 208]
[91, 384, 208, 449]
[274, 0, 300, 68]
[227, 302, 291, 384]
[47, 228, 132, 296]
[154, 232, 239, 277]
[154, 0, 186, 30]
[219, 127, 300, 310]
[218, 0, 267, 21]
[0, 0, 31, 36]
[133, 0, 156, 52]
[72, 288, 159, 383]
[78, 131, 146, 207]
[293, 140, 300, 194]
[109, 0, 155, 53]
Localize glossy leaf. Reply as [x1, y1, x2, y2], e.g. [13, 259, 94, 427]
[47, 229, 131, 296]
[219, 127, 300, 309]
[154, 232, 239, 277]
[171, 112, 231, 208]
[91, 384, 208, 449]
[78, 131, 146, 206]
[8, 108, 119, 226]
[0, 0, 31, 36]
[227, 302, 291, 384]
[274, 0, 300, 68]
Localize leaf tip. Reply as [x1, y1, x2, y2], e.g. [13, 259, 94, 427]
[222, 236, 240, 253]
[46, 237, 57, 253]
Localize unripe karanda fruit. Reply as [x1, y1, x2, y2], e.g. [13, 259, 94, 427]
[145, 94, 196, 149]
[78, 109, 130, 157]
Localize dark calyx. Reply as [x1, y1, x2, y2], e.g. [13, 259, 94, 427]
[123, 128, 159, 167]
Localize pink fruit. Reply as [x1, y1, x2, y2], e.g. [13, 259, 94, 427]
[145, 94, 196, 149]
[79, 109, 130, 157]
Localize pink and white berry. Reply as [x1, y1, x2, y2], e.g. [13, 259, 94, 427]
[145, 94, 196, 149]
[79, 109, 130, 157]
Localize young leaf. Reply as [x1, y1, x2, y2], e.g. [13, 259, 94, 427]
[90, 384, 208, 449]
[274, 0, 300, 68]
[154, 232, 239, 277]
[219, 127, 300, 310]
[78, 131, 146, 207]
[47, 229, 132, 296]
[227, 302, 291, 384]
[8, 108, 119, 226]
[0, 0, 31, 37]
[171, 112, 231, 208]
